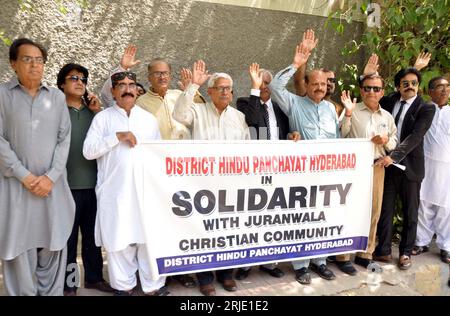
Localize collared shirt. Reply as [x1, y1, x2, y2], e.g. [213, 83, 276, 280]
[269, 64, 339, 140]
[250, 89, 279, 140]
[67, 104, 97, 189]
[340, 102, 398, 159]
[393, 95, 417, 140]
[136, 89, 191, 140]
[420, 104, 450, 206]
[173, 83, 250, 140]
[423, 103, 450, 162]
[0, 78, 75, 260]
[83, 104, 161, 252]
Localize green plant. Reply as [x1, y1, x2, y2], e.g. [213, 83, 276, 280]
[326, 0, 450, 96]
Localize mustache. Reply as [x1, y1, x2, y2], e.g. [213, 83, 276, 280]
[121, 93, 135, 98]
[314, 89, 326, 94]
[405, 88, 415, 92]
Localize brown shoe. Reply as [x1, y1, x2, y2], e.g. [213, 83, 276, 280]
[85, 281, 114, 293]
[398, 255, 412, 270]
[63, 289, 77, 296]
[372, 254, 392, 263]
[219, 279, 237, 292]
[199, 283, 216, 296]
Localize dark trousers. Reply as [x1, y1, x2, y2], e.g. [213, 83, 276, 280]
[65, 189, 104, 291]
[375, 167, 421, 257]
[196, 269, 233, 286]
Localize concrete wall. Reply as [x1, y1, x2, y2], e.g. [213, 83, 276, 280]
[0, 0, 365, 102]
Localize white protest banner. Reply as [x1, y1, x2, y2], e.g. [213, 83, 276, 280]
[133, 139, 374, 280]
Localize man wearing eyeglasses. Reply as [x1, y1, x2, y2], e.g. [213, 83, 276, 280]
[269, 37, 339, 285]
[413, 76, 450, 264]
[101, 45, 192, 140]
[364, 54, 436, 270]
[293, 30, 344, 117]
[56, 63, 113, 296]
[336, 74, 397, 275]
[83, 71, 167, 296]
[0, 38, 75, 295]
[173, 60, 249, 296]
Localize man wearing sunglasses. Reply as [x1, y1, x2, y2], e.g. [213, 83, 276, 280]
[364, 54, 436, 270]
[83, 71, 167, 296]
[0, 38, 75, 295]
[413, 76, 450, 264]
[337, 74, 398, 275]
[56, 63, 113, 296]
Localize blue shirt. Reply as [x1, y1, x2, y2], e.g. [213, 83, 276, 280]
[269, 64, 339, 140]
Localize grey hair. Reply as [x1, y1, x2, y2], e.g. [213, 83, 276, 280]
[207, 72, 233, 88]
[259, 69, 273, 81]
[147, 58, 172, 74]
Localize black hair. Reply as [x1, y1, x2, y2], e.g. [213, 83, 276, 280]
[394, 67, 422, 88]
[358, 73, 385, 88]
[136, 82, 146, 93]
[428, 76, 447, 90]
[56, 63, 89, 91]
[9, 38, 48, 63]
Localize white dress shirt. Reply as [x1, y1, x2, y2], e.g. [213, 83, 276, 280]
[173, 83, 250, 140]
[83, 105, 161, 252]
[250, 89, 280, 140]
[393, 95, 417, 140]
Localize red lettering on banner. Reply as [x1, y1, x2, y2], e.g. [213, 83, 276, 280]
[309, 154, 356, 172]
[165, 156, 216, 176]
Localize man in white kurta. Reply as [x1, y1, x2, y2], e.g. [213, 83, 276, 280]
[414, 76, 450, 264]
[172, 61, 249, 296]
[83, 71, 166, 295]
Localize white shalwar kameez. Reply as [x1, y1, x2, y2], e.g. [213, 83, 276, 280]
[83, 104, 165, 292]
[416, 104, 450, 252]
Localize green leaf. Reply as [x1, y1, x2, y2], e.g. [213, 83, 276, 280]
[336, 24, 344, 35]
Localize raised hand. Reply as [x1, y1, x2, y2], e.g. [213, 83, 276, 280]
[293, 42, 311, 69]
[191, 60, 210, 87]
[414, 51, 432, 71]
[363, 53, 379, 75]
[177, 68, 193, 91]
[249, 63, 263, 90]
[120, 45, 141, 70]
[301, 29, 318, 53]
[340, 90, 356, 115]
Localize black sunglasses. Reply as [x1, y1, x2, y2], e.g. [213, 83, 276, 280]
[362, 86, 382, 92]
[66, 75, 88, 84]
[327, 78, 336, 83]
[111, 71, 137, 86]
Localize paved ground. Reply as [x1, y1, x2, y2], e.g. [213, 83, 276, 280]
[1, 241, 449, 296]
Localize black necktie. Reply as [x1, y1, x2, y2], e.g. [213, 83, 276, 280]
[394, 100, 407, 126]
[262, 103, 271, 140]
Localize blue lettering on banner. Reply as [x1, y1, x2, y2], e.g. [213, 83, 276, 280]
[157, 236, 367, 274]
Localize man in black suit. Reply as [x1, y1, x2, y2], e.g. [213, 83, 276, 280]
[367, 57, 436, 269]
[237, 63, 290, 141]
[234, 63, 289, 280]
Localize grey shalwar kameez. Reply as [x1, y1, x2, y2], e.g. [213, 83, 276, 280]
[0, 78, 75, 295]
